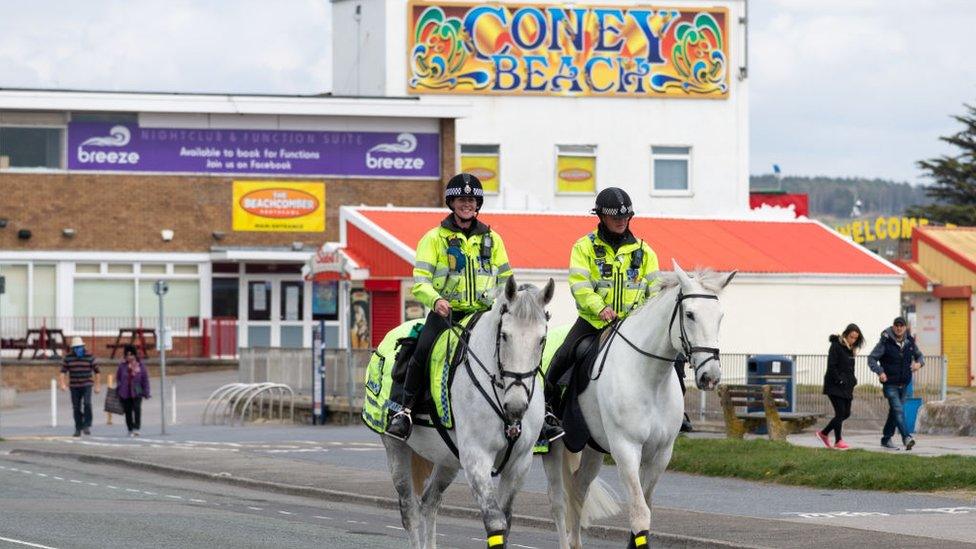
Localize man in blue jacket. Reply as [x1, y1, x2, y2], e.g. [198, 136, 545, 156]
[867, 317, 924, 450]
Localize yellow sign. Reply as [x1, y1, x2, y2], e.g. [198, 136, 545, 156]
[407, 2, 730, 98]
[460, 154, 500, 193]
[556, 154, 596, 193]
[835, 216, 929, 244]
[232, 181, 325, 232]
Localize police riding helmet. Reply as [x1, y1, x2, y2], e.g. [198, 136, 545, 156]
[592, 187, 634, 217]
[444, 173, 485, 210]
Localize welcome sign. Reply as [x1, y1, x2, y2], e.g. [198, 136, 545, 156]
[407, 2, 730, 98]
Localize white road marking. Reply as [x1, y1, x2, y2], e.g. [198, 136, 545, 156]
[278, 511, 294, 516]
[248, 506, 264, 511]
[0, 535, 60, 549]
[165, 495, 183, 500]
[53, 477, 64, 481]
[384, 525, 404, 531]
[189, 498, 206, 503]
[106, 486, 119, 490]
[87, 483, 98, 487]
[142, 491, 157, 496]
[36, 473, 48, 478]
[782, 511, 890, 519]
[125, 488, 141, 493]
[906, 506, 976, 515]
[313, 515, 332, 520]
[69, 480, 83, 484]
[513, 545, 538, 549]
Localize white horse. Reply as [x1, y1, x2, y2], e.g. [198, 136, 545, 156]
[381, 276, 554, 549]
[542, 262, 735, 548]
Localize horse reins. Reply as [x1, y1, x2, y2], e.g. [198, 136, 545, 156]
[439, 304, 546, 477]
[595, 290, 720, 380]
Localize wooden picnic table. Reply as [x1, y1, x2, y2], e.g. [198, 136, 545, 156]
[23, 328, 66, 359]
[106, 328, 157, 359]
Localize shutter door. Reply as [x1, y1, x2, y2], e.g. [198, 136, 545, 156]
[371, 289, 402, 348]
[941, 298, 971, 387]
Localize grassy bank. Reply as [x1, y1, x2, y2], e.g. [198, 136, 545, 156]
[665, 438, 976, 492]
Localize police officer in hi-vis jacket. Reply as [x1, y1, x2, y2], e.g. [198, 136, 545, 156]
[539, 187, 660, 442]
[385, 173, 513, 441]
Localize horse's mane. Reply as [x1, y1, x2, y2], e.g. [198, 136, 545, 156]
[654, 268, 729, 294]
[492, 282, 548, 323]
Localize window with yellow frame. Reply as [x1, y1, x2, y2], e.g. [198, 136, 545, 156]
[555, 145, 596, 194]
[459, 144, 500, 194]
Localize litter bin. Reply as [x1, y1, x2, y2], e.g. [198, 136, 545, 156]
[746, 355, 795, 434]
[904, 398, 924, 434]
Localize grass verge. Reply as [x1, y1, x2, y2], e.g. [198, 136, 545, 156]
[665, 438, 976, 492]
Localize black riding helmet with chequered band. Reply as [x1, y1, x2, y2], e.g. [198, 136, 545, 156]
[592, 187, 635, 217]
[444, 172, 485, 210]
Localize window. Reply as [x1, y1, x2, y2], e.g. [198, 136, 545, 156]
[141, 264, 166, 274]
[280, 281, 304, 321]
[651, 146, 691, 193]
[138, 280, 200, 324]
[107, 263, 133, 274]
[74, 280, 134, 318]
[556, 145, 596, 194]
[33, 265, 56, 318]
[0, 127, 63, 169]
[173, 264, 198, 275]
[460, 144, 500, 194]
[75, 263, 100, 274]
[0, 265, 28, 318]
[211, 278, 239, 318]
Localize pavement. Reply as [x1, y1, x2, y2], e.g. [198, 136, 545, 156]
[1, 370, 975, 548]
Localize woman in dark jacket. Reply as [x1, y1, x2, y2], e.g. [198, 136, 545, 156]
[816, 324, 863, 449]
[116, 344, 151, 436]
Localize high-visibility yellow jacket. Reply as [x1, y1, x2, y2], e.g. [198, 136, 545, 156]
[569, 229, 659, 328]
[412, 215, 513, 313]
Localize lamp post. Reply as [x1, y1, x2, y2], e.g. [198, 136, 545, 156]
[153, 280, 169, 435]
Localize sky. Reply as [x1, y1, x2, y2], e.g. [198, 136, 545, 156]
[0, 0, 974, 184]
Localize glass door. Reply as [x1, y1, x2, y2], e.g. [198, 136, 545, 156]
[245, 279, 272, 347]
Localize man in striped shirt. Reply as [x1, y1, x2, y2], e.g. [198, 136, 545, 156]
[59, 336, 101, 437]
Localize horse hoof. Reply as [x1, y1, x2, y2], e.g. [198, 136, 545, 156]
[486, 530, 506, 548]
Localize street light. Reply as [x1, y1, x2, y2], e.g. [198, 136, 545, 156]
[153, 280, 169, 435]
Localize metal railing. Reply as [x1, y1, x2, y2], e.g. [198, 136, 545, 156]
[238, 347, 372, 411]
[201, 382, 294, 425]
[684, 353, 947, 430]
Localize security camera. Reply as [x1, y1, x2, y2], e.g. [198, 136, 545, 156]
[161, 229, 174, 241]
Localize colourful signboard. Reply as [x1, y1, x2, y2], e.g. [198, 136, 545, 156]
[556, 154, 596, 193]
[407, 2, 730, 98]
[67, 122, 440, 178]
[232, 181, 326, 232]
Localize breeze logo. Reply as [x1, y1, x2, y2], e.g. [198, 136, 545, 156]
[365, 133, 425, 170]
[76, 125, 141, 165]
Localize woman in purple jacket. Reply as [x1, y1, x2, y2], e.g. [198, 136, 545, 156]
[116, 344, 151, 436]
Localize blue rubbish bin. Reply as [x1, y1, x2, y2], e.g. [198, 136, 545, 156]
[904, 398, 923, 434]
[746, 355, 795, 434]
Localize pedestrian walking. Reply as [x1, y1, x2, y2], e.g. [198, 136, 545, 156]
[868, 316, 924, 450]
[58, 336, 101, 437]
[115, 344, 150, 437]
[816, 324, 862, 450]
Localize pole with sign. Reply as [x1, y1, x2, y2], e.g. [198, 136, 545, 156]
[312, 320, 327, 425]
[153, 280, 169, 435]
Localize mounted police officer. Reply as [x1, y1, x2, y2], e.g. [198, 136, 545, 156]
[386, 173, 513, 441]
[540, 187, 659, 442]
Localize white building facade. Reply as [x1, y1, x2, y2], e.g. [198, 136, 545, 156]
[332, 0, 750, 216]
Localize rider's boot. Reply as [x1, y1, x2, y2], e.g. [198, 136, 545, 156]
[386, 358, 421, 441]
[538, 382, 565, 443]
[627, 530, 650, 548]
[680, 412, 694, 433]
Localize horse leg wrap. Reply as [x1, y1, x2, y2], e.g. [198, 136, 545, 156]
[627, 530, 650, 548]
[486, 530, 506, 548]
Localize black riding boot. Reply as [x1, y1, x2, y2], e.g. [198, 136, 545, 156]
[386, 358, 422, 441]
[538, 382, 565, 443]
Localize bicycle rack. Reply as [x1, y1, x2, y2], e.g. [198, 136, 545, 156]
[201, 382, 295, 426]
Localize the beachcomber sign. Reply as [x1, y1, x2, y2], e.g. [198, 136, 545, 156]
[232, 181, 326, 232]
[67, 122, 440, 178]
[407, 1, 730, 98]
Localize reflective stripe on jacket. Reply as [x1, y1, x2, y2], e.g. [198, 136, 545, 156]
[412, 215, 513, 313]
[568, 230, 659, 329]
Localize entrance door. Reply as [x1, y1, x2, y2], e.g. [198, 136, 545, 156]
[242, 275, 308, 348]
[941, 298, 971, 387]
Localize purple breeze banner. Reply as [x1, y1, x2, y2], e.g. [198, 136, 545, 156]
[67, 122, 440, 178]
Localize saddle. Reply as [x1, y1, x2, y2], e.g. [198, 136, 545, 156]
[557, 330, 611, 453]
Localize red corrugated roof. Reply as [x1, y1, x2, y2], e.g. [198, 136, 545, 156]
[349, 208, 899, 276]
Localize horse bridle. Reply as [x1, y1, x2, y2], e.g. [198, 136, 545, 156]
[446, 304, 547, 476]
[601, 290, 721, 379]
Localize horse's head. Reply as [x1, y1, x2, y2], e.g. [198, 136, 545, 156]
[668, 261, 736, 391]
[494, 276, 555, 422]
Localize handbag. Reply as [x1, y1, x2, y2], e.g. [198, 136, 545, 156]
[104, 387, 125, 415]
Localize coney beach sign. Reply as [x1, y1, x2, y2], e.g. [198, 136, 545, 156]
[407, 2, 730, 98]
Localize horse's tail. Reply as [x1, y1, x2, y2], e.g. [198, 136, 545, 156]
[562, 450, 621, 528]
[410, 451, 434, 495]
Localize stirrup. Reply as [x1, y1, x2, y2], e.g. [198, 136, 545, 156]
[540, 412, 565, 443]
[385, 409, 413, 441]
